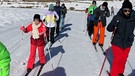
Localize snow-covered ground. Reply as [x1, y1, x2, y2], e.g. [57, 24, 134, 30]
[0, 1, 127, 10]
[0, 1, 135, 76]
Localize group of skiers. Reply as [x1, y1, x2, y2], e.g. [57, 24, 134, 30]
[20, 0, 67, 74]
[1, 0, 135, 76]
[86, 0, 135, 76]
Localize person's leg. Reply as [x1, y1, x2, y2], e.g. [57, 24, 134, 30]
[110, 45, 123, 76]
[46, 27, 49, 42]
[99, 22, 105, 46]
[88, 20, 94, 37]
[62, 17, 65, 28]
[118, 47, 130, 74]
[50, 27, 55, 44]
[38, 45, 46, 65]
[92, 23, 99, 44]
[0, 58, 11, 76]
[56, 20, 60, 35]
[27, 42, 37, 69]
[60, 15, 63, 29]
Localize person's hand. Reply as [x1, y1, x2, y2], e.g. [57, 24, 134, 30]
[20, 26, 25, 31]
[55, 18, 59, 21]
[43, 19, 45, 22]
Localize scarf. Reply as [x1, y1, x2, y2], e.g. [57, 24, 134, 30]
[32, 22, 41, 39]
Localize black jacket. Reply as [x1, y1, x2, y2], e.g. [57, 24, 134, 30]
[93, 5, 110, 27]
[61, 6, 67, 18]
[54, 6, 61, 18]
[107, 9, 135, 48]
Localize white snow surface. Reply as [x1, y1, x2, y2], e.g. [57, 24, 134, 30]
[0, 1, 135, 76]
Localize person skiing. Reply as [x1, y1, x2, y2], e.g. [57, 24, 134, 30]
[0, 42, 11, 76]
[20, 14, 46, 73]
[87, 0, 97, 39]
[54, 1, 61, 37]
[92, 2, 110, 47]
[111, 6, 114, 16]
[107, 0, 135, 76]
[60, 3, 67, 30]
[43, 4, 59, 44]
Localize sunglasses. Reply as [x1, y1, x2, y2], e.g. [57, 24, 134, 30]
[123, 8, 131, 12]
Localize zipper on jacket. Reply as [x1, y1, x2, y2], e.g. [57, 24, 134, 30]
[123, 20, 128, 48]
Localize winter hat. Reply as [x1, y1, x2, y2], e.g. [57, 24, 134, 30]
[102, 2, 108, 7]
[33, 14, 41, 21]
[122, 0, 132, 10]
[49, 4, 54, 10]
[62, 3, 65, 6]
[92, 1, 96, 5]
[56, 1, 60, 4]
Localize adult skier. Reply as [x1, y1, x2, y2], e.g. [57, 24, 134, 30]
[107, 0, 135, 76]
[92, 2, 110, 47]
[54, 1, 61, 37]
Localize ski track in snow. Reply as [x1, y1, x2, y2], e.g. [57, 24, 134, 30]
[0, 7, 135, 76]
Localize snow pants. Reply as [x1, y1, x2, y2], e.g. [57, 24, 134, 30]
[60, 15, 65, 29]
[27, 38, 46, 69]
[56, 19, 60, 35]
[92, 22, 105, 45]
[110, 45, 131, 76]
[0, 58, 10, 76]
[46, 27, 55, 43]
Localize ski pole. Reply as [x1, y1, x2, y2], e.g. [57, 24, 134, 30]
[48, 27, 54, 70]
[127, 60, 133, 70]
[99, 45, 111, 76]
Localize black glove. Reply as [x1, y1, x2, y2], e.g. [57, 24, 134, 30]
[43, 19, 45, 22]
[54, 15, 57, 18]
[90, 11, 92, 13]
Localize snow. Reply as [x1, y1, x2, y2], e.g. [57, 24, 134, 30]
[0, 1, 135, 76]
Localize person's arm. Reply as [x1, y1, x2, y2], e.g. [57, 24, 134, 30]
[65, 7, 67, 14]
[105, 7, 110, 17]
[94, 8, 100, 20]
[43, 11, 47, 21]
[39, 22, 46, 35]
[107, 15, 119, 32]
[54, 11, 59, 20]
[88, 6, 92, 14]
[20, 24, 32, 33]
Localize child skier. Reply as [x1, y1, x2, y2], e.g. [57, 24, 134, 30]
[87, 0, 97, 39]
[0, 42, 11, 76]
[43, 4, 59, 44]
[20, 14, 46, 73]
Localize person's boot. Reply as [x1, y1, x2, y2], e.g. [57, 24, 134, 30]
[119, 73, 124, 76]
[99, 44, 103, 47]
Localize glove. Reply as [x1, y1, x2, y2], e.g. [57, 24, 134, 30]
[43, 19, 45, 22]
[90, 11, 92, 14]
[55, 18, 59, 21]
[20, 26, 25, 31]
[54, 15, 57, 18]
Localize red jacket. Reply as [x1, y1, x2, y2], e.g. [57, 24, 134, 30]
[25, 22, 46, 46]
